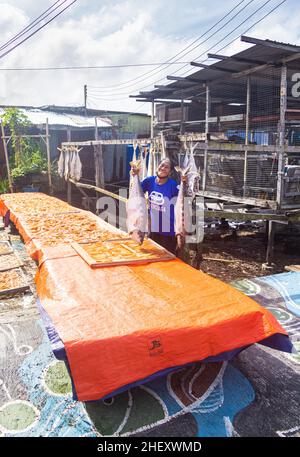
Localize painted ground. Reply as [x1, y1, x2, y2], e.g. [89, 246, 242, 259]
[0, 235, 299, 437]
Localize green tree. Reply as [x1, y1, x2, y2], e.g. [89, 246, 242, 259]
[1, 108, 49, 180]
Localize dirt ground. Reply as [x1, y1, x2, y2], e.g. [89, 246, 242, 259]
[199, 226, 300, 283]
[55, 190, 300, 284]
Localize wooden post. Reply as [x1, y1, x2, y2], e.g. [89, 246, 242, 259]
[94, 144, 105, 189]
[243, 77, 251, 197]
[94, 118, 104, 190]
[180, 94, 185, 135]
[95, 117, 99, 141]
[277, 64, 287, 208]
[1, 123, 13, 193]
[203, 84, 210, 191]
[67, 127, 72, 204]
[84, 84, 87, 116]
[151, 99, 155, 139]
[266, 220, 275, 265]
[46, 118, 52, 194]
[160, 131, 166, 159]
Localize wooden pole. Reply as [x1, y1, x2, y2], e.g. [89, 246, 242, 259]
[94, 144, 105, 189]
[203, 84, 210, 191]
[46, 118, 52, 194]
[151, 99, 155, 139]
[266, 220, 275, 265]
[180, 93, 185, 135]
[1, 123, 13, 193]
[84, 84, 87, 116]
[95, 117, 99, 141]
[243, 77, 251, 197]
[67, 127, 72, 204]
[277, 64, 287, 208]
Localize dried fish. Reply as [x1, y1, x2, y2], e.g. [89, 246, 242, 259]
[127, 161, 148, 244]
[0, 269, 25, 292]
[174, 146, 200, 237]
[0, 253, 23, 272]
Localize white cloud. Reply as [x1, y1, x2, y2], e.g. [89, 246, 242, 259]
[0, 0, 299, 114]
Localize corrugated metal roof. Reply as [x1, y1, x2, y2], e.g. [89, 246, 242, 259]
[0, 107, 112, 128]
[141, 38, 300, 101]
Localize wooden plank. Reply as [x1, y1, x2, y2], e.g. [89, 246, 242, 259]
[0, 268, 30, 296]
[241, 35, 300, 54]
[72, 238, 175, 268]
[0, 253, 24, 272]
[0, 241, 13, 256]
[284, 265, 300, 272]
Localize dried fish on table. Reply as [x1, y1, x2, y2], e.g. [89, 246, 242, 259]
[0, 253, 23, 272]
[23, 212, 128, 247]
[0, 192, 72, 215]
[73, 238, 175, 267]
[0, 269, 29, 295]
[0, 231, 9, 242]
[0, 241, 13, 256]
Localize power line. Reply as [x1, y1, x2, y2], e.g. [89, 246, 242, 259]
[88, 0, 276, 100]
[88, 0, 252, 92]
[0, 61, 197, 71]
[86, 0, 285, 103]
[127, 0, 278, 94]
[135, 0, 274, 90]
[0, 0, 77, 61]
[0, 1, 68, 53]
[179, 0, 286, 78]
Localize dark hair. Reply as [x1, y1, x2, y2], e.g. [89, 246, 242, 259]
[157, 158, 173, 169]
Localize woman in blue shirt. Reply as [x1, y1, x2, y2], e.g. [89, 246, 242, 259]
[138, 158, 180, 254]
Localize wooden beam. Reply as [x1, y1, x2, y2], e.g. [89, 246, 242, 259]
[1, 123, 13, 193]
[190, 61, 238, 73]
[166, 76, 196, 83]
[207, 53, 265, 65]
[153, 86, 175, 91]
[277, 64, 287, 208]
[241, 35, 300, 54]
[45, 118, 52, 194]
[231, 63, 271, 79]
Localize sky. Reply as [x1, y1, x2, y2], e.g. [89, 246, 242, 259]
[0, 0, 299, 114]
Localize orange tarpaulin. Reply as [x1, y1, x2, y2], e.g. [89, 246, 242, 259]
[0, 193, 290, 401]
[35, 248, 286, 401]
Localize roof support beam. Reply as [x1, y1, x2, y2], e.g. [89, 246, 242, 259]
[154, 85, 176, 90]
[241, 35, 300, 53]
[207, 53, 266, 65]
[190, 61, 239, 73]
[167, 75, 201, 84]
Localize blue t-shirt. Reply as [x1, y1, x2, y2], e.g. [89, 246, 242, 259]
[141, 176, 179, 236]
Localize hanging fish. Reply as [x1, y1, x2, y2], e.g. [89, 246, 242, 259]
[153, 142, 158, 175]
[64, 150, 70, 181]
[69, 149, 77, 180]
[138, 145, 144, 181]
[142, 146, 148, 180]
[74, 150, 82, 182]
[58, 150, 64, 178]
[147, 144, 154, 177]
[174, 147, 200, 239]
[127, 160, 148, 245]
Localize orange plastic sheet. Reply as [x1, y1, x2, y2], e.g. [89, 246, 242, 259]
[0, 193, 126, 262]
[0, 193, 289, 401]
[36, 248, 287, 401]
